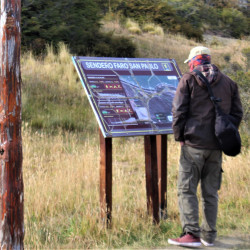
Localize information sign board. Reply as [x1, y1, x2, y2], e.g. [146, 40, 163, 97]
[72, 57, 182, 138]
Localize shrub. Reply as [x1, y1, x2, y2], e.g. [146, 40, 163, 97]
[228, 70, 250, 148]
[125, 19, 142, 34]
[242, 48, 250, 70]
[150, 26, 164, 36]
[92, 32, 137, 57]
[221, 8, 248, 38]
[21, 0, 137, 57]
[128, 26, 142, 35]
[117, 0, 203, 41]
[22, 0, 102, 54]
[142, 23, 155, 33]
[142, 23, 164, 36]
[125, 19, 138, 29]
[224, 54, 231, 63]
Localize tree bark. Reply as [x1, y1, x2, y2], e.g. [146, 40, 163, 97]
[0, 0, 24, 249]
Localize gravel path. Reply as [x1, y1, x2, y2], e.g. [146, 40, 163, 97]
[160, 234, 250, 249]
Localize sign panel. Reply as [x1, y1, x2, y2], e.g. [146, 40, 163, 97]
[72, 57, 182, 138]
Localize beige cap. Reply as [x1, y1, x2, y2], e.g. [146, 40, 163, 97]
[184, 46, 211, 63]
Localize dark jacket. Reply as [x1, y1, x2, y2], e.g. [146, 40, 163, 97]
[172, 65, 243, 149]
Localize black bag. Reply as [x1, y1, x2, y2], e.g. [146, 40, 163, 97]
[193, 69, 241, 156]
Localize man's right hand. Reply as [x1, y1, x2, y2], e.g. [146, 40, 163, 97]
[180, 141, 185, 146]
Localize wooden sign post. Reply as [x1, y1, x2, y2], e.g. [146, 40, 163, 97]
[144, 135, 159, 223]
[100, 130, 112, 226]
[157, 134, 168, 219]
[100, 132, 168, 225]
[0, 0, 24, 248]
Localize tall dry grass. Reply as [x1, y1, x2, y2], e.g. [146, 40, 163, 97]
[22, 126, 178, 248]
[23, 126, 249, 248]
[21, 24, 250, 248]
[21, 43, 81, 90]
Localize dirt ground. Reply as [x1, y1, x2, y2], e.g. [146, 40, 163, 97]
[213, 235, 250, 249]
[162, 234, 250, 249]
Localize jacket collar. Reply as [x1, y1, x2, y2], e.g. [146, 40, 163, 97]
[189, 64, 222, 88]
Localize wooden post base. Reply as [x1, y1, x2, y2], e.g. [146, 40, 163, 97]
[100, 130, 112, 226]
[144, 135, 160, 223]
[157, 134, 168, 219]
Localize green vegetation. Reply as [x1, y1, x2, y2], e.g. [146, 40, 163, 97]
[22, 0, 100, 53]
[167, 0, 249, 38]
[21, 44, 98, 134]
[21, 0, 249, 55]
[117, 0, 203, 41]
[221, 8, 248, 37]
[228, 70, 250, 148]
[21, 0, 137, 56]
[110, 0, 249, 40]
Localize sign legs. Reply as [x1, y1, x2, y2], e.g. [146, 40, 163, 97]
[157, 135, 168, 219]
[99, 132, 168, 226]
[144, 135, 160, 223]
[100, 130, 112, 226]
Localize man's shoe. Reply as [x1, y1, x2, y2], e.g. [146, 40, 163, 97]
[201, 238, 214, 247]
[168, 233, 201, 247]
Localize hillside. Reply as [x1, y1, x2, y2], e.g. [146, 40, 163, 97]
[21, 0, 249, 55]
[21, 19, 250, 248]
[22, 20, 250, 144]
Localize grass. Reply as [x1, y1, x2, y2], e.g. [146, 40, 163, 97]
[21, 44, 98, 134]
[21, 22, 250, 248]
[124, 19, 142, 35]
[142, 23, 164, 36]
[23, 127, 250, 248]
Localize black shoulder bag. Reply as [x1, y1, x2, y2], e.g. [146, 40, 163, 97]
[193, 69, 241, 156]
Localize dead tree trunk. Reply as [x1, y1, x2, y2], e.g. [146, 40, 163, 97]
[0, 0, 24, 249]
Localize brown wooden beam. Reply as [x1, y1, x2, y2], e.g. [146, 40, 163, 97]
[0, 0, 24, 248]
[100, 130, 112, 226]
[157, 134, 168, 219]
[144, 135, 159, 223]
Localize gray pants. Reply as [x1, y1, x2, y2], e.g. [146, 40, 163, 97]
[178, 145, 222, 243]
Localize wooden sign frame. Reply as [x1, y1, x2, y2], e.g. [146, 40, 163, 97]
[100, 130, 168, 225]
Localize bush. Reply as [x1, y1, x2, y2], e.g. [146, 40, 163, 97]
[22, 0, 102, 54]
[92, 32, 137, 57]
[221, 8, 248, 38]
[228, 70, 250, 148]
[150, 26, 164, 36]
[117, 0, 203, 41]
[142, 23, 156, 33]
[169, 0, 249, 39]
[125, 19, 142, 34]
[141, 23, 164, 36]
[242, 48, 250, 70]
[21, 0, 137, 57]
[181, 23, 203, 41]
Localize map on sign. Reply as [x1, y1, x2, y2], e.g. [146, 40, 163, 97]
[72, 57, 182, 138]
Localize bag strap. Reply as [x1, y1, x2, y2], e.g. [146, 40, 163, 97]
[193, 69, 221, 107]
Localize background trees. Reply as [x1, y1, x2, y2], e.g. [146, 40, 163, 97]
[22, 0, 101, 53]
[167, 0, 249, 38]
[21, 0, 137, 56]
[21, 0, 249, 55]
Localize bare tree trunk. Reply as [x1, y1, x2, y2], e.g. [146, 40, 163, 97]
[0, 0, 24, 249]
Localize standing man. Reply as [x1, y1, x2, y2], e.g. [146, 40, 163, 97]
[168, 46, 243, 248]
